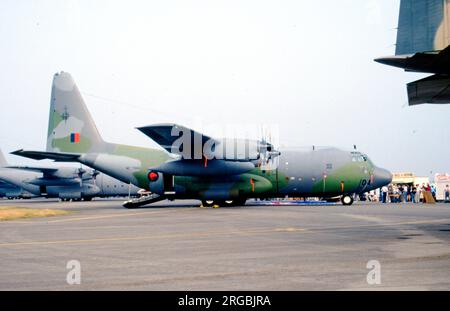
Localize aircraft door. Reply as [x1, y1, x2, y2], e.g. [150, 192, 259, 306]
[148, 172, 174, 195]
[163, 174, 175, 194]
[39, 185, 47, 196]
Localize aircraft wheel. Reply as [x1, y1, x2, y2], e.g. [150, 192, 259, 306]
[223, 200, 235, 206]
[202, 200, 215, 207]
[83, 197, 93, 201]
[341, 195, 354, 206]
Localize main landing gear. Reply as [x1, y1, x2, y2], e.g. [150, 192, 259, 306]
[201, 199, 247, 207]
[341, 195, 354, 206]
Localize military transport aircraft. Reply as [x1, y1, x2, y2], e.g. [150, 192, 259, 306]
[0, 148, 141, 201]
[13, 72, 392, 207]
[0, 179, 34, 200]
[375, 0, 450, 105]
[0, 150, 34, 199]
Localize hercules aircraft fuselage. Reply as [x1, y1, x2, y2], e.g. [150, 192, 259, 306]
[15, 143, 392, 206]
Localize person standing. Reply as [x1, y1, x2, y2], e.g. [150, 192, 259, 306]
[445, 185, 450, 203]
[406, 185, 411, 202]
[411, 185, 417, 203]
[431, 184, 437, 201]
[415, 184, 421, 203]
[398, 185, 404, 203]
[381, 186, 388, 203]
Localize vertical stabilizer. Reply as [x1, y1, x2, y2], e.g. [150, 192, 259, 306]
[0, 149, 8, 167]
[396, 0, 450, 55]
[47, 72, 106, 153]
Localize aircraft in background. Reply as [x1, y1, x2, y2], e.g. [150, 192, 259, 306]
[0, 148, 141, 201]
[13, 72, 392, 207]
[375, 0, 450, 105]
[0, 149, 35, 199]
[0, 180, 35, 200]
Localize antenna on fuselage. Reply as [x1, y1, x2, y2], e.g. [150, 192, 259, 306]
[353, 145, 357, 150]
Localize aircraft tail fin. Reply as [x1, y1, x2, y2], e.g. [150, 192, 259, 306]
[396, 0, 450, 55]
[0, 148, 8, 167]
[47, 72, 107, 154]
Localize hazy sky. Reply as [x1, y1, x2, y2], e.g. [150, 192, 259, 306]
[0, 0, 449, 178]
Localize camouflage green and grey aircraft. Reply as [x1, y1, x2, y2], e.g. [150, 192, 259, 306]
[13, 72, 392, 207]
[375, 0, 450, 105]
[0, 148, 141, 201]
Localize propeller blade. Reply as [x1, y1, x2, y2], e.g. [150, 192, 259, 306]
[78, 165, 85, 187]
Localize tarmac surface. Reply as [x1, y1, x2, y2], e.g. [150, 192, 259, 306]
[1, 198, 450, 290]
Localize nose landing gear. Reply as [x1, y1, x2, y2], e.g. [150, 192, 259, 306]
[341, 195, 354, 206]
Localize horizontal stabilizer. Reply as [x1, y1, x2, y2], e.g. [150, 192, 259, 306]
[407, 74, 450, 105]
[11, 149, 81, 162]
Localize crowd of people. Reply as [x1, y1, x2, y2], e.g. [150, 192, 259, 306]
[364, 183, 450, 203]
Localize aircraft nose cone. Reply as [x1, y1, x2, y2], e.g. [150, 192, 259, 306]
[372, 167, 392, 189]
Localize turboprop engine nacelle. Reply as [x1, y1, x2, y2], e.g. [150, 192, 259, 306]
[203, 138, 279, 162]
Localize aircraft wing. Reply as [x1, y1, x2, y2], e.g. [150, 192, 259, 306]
[137, 123, 219, 156]
[5, 166, 59, 174]
[11, 149, 81, 162]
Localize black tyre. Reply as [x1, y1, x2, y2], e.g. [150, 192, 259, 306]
[202, 200, 216, 207]
[341, 195, 354, 206]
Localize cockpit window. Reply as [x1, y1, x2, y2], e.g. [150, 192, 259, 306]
[352, 155, 367, 162]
